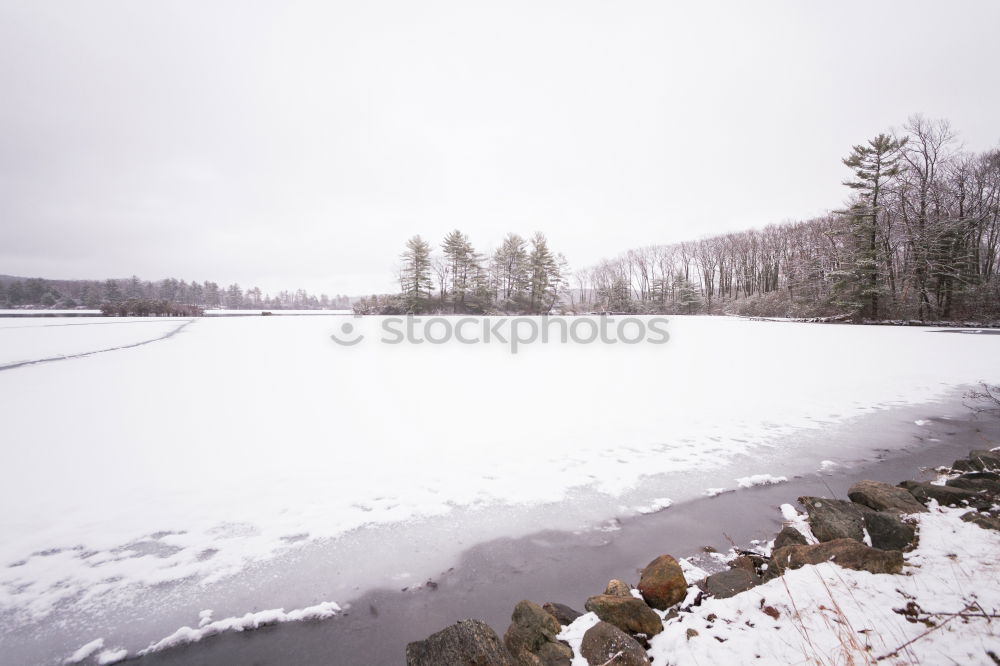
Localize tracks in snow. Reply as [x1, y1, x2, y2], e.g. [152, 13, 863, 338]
[0, 319, 196, 371]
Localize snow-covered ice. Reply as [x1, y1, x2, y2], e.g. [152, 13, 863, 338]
[2, 314, 1000, 662]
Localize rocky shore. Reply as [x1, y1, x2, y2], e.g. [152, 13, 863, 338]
[405, 448, 1000, 665]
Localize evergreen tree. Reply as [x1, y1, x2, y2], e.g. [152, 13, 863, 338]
[673, 272, 701, 314]
[225, 284, 244, 308]
[494, 233, 529, 309]
[7, 281, 25, 305]
[400, 235, 432, 313]
[204, 282, 221, 307]
[527, 232, 562, 313]
[604, 276, 633, 312]
[103, 279, 123, 303]
[127, 275, 143, 298]
[842, 133, 907, 318]
[441, 230, 477, 313]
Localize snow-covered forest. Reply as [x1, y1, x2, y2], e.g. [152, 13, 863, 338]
[354, 231, 569, 315]
[576, 116, 1000, 320]
[0, 275, 351, 310]
[365, 116, 1000, 321]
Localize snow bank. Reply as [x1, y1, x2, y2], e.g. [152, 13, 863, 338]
[555, 612, 600, 666]
[645, 505, 1000, 664]
[633, 497, 672, 514]
[64, 638, 103, 664]
[557, 505, 1000, 665]
[135, 601, 341, 656]
[736, 473, 788, 488]
[95, 648, 128, 665]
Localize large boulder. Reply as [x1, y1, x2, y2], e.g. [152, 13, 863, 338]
[637, 554, 687, 610]
[604, 579, 632, 597]
[798, 496, 915, 551]
[406, 619, 515, 666]
[848, 480, 927, 514]
[583, 595, 663, 637]
[704, 568, 757, 599]
[773, 526, 809, 550]
[503, 600, 572, 666]
[946, 476, 1000, 495]
[771, 538, 904, 575]
[952, 450, 1000, 472]
[799, 497, 866, 542]
[900, 481, 981, 507]
[862, 510, 916, 551]
[579, 622, 651, 666]
[729, 554, 766, 577]
[541, 603, 583, 627]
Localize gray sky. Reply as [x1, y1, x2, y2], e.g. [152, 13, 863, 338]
[1, 0, 998, 296]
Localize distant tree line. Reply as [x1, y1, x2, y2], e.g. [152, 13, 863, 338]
[100, 300, 205, 317]
[355, 231, 568, 314]
[573, 115, 1000, 321]
[0, 275, 352, 311]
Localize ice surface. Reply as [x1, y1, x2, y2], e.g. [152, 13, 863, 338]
[2, 315, 999, 662]
[0, 317, 189, 367]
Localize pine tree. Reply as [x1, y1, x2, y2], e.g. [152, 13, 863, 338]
[605, 277, 633, 312]
[127, 275, 143, 299]
[673, 272, 701, 314]
[7, 281, 25, 306]
[400, 235, 432, 313]
[527, 232, 562, 313]
[441, 230, 477, 313]
[842, 133, 907, 319]
[103, 279, 123, 303]
[494, 233, 529, 310]
[225, 284, 244, 308]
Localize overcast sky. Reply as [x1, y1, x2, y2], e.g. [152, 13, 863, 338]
[1, 0, 998, 296]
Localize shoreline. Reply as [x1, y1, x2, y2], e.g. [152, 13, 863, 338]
[130, 405, 1000, 666]
[4, 310, 1000, 329]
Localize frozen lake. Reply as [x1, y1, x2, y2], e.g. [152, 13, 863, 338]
[1, 315, 998, 664]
